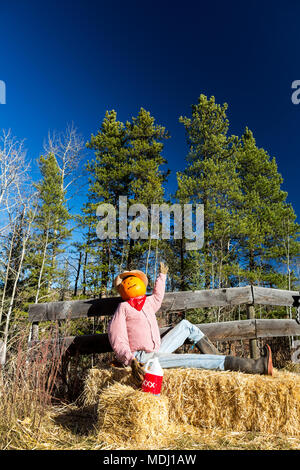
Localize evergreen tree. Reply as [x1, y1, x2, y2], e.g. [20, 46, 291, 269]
[178, 94, 242, 289]
[85, 108, 169, 292]
[125, 107, 169, 271]
[84, 110, 129, 294]
[25, 153, 71, 302]
[236, 128, 300, 288]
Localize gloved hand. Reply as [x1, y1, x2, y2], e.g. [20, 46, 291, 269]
[160, 262, 169, 274]
[131, 358, 146, 387]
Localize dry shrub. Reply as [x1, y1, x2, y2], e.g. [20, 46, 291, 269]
[83, 366, 300, 438]
[0, 328, 68, 449]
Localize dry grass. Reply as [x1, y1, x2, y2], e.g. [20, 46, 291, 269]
[0, 329, 71, 450]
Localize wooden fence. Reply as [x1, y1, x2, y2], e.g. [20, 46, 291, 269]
[27, 285, 300, 359]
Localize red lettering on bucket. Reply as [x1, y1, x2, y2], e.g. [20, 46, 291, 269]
[142, 372, 163, 395]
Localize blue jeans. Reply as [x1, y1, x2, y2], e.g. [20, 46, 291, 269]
[134, 319, 225, 370]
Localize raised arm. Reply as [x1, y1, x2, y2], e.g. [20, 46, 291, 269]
[148, 262, 168, 313]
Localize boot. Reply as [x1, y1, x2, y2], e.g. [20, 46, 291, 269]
[195, 335, 221, 355]
[224, 344, 273, 376]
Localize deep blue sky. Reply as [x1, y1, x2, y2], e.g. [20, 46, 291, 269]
[0, 0, 300, 219]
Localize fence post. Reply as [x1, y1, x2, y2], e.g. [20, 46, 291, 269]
[31, 322, 39, 341]
[246, 304, 259, 359]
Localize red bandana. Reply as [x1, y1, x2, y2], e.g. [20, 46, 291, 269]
[127, 295, 146, 311]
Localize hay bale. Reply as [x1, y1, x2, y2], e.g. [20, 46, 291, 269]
[82, 367, 137, 406]
[84, 366, 300, 436]
[83, 366, 134, 405]
[96, 383, 170, 447]
[162, 368, 300, 436]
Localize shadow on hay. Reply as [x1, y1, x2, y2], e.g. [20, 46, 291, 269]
[53, 404, 98, 436]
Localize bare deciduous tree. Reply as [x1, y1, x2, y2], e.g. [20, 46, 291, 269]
[43, 122, 86, 196]
[0, 198, 37, 365]
[0, 129, 30, 233]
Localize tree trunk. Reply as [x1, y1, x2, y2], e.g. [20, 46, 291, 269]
[249, 248, 255, 282]
[0, 220, 17, 325]
[203, 194, 210, 289]
[35, 228, 49, 304]
[82, 250, 88, 296]
[126, 238, 135, 270]
[74, 252, 82, 297]
[1, 209, 34, 364]
[180, 238, 186, 290]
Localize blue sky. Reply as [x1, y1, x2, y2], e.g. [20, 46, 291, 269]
[0, 0, 299, 220]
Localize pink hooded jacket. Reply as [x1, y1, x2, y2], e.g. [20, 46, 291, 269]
[108, 273, 166, 365]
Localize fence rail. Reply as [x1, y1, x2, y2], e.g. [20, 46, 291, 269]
[27, 285, 300, 358]
[28, 285, 300, 322]
[28, 319, 300, 357]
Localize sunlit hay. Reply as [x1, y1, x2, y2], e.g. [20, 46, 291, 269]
[82, 367, 136, 406]
[84, 366, 300, 436]
[96, 383, 170, 448]
[161, 368, 300, 436]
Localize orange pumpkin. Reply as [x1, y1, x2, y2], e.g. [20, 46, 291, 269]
[119, 275, 146, 300]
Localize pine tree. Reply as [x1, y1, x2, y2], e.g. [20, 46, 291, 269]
[84, 110, 129, 294]
[236, 128, 300, 288]
[178, 94, 242, 289]
[25, 153, 71, 302]
[85, 108, 169, 292]
[125, 107, 170, 272]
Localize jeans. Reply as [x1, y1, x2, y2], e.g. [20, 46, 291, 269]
[134, 319, 225, 371]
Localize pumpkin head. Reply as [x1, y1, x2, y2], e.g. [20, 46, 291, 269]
[118, 275, 146, 300]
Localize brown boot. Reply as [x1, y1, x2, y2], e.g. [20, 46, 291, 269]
[195, 335, 221, 355]
[224, 344, 273, 376]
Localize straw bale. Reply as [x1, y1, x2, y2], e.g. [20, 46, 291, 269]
[82, 366, 135, 405]
[84, 366, 300, 436]
[96, 383, 169, 447]
[162, 368, 300, 436]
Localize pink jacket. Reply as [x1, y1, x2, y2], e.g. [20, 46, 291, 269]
[108, 273, 166, 365]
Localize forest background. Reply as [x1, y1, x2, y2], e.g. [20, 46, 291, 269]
[0, 93, 299, 365]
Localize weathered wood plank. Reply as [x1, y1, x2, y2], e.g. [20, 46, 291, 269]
[252, 286, 300, 307]
[192, 320, 256, 341]
[161, 286, 253, 310]
[28, 334, 112, 357]
[28, 296, 122, 322]
[202, 319, 300, 341]
[28, 318, 300, 358]
[255, 319, 300, 338]
[28, 286, 253, 322]
[28, 286, 300, 323]
[225, 286, 253, 306]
